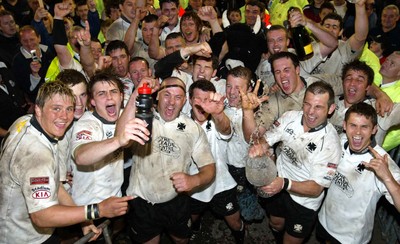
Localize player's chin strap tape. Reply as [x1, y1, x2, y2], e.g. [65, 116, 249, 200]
[158, 84, 186, 93]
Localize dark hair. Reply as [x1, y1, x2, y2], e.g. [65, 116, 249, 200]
[142, 14, 158, 24]
[227, 66, 252, 88]
[193, 55, 219, 70]
[105, 2, 120, 17]
[305, 81, 335, 107]
[56, 69, 88, 87]
[180, 11, 203, 33]
[129, 56, 150, 69]
[91, 37, 102, 44]
[320, 2, 335, 12]
[159, 0, 179, 9]
[246, 0, 266, 14]
[89, 70, 124, 97]
[75, 0, 88, 8]
[105, 40, 129, 56]
[189, 79, 216, 99]
[0, 10, 13, 18]
[165, 32, 184, 41]
[227, 8, 241, 16]
[269, 51, 300, 72]
[321, 12, 343, 30]
[345, 102, 377, 126]
[341, 60, 374, 86]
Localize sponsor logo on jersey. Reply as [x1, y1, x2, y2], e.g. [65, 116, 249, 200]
[285, 128, 294, 135]
[177, 122, 186, 131]
[31, 186, 51, 199]
[327, 162, 337, 169]
[226, 202, 234, 211]
[355, 163, 365, 174]
[154, 136, 181, 158]
[282, 146, 300, 168]
[76, 130, 92, 140]
[332, 171, 354, 197]
[30, 177, 49, 185]
[16, 120, 28, 133]
[293, 224, 303, 233]
[306, 142, 317, 152]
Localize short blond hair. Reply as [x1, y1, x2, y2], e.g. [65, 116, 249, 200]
[35, 81, 75, 109]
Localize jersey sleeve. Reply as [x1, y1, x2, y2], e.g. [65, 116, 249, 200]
[70, 118, 102, 159]
[15, 145, 59, 213]
[309, 132, 341, 188]
[191, 123, 215, 168]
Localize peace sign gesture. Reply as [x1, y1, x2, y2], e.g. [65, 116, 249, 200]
[239, 79, 269, 111]
[363, 146, 392, 182]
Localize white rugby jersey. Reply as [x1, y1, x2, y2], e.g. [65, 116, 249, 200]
[0, 115, 60, 243]
[224, 106, 249, 168]
[266, 110, 341, 210]
[190, 118, 237, 202]
[126, 112, 215, 204]
[329, 98, 400, 145]
[318, 141, 400, 244]
[70, 111, 123, 205]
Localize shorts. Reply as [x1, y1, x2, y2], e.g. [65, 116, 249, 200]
[264, 191, 317, 238]
[127, 195, 191, 243]
[315, 220, 341, 244]
[191, 187, 239, 217]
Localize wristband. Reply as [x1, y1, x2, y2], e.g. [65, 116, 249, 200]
[287, 179, 292, 191]
[283, 178, 290, 190]
[84, 205, 89, 220]
[85, 204, 92, 220]
[53, 19, 68, 45]
[93, 203, 100, 219]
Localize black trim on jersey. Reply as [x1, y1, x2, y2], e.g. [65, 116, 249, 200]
[30, 116, 58, 144]
[120, 14, 131, 25]
[190, 109, 212, 128]
[93, 111, 115, 125]
[280, 77, 307, 99]
[338, 95, 373, 101]
[301, 119, 328, 132]
[344, 137, 377, 155]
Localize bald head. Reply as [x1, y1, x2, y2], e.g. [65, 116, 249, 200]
[157, 77, 187, 121]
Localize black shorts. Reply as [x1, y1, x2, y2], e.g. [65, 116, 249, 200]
[264, 191, 318, 238]
[191, 187, 240, 217]
[127, 195, 191, 243]
[315, 220, 341, 244]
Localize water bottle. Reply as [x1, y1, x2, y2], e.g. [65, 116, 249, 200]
[136, 83, 153, 142]
[288, 7, 314, 60]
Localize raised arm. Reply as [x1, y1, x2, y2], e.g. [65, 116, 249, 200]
[201, 92, 231, 135]
[289, 8, 338, 58]
[240, 80, 269, 142]
[87, 0, 101, 38]
[124, 8, 141, 55]
[77, 21, 96, 77]
[30, 185, 133, 228]
[364, 146, 400, 212]
[148, 15, 168, 60]
[53, 3, 73, 68]
[348, 0, 368, 52]
[198, 6, 223, 35]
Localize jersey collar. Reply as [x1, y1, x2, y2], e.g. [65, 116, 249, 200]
[344, 137, 377, 155]
[30, 116, 58, 144]
[93, 111, 115, 125]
